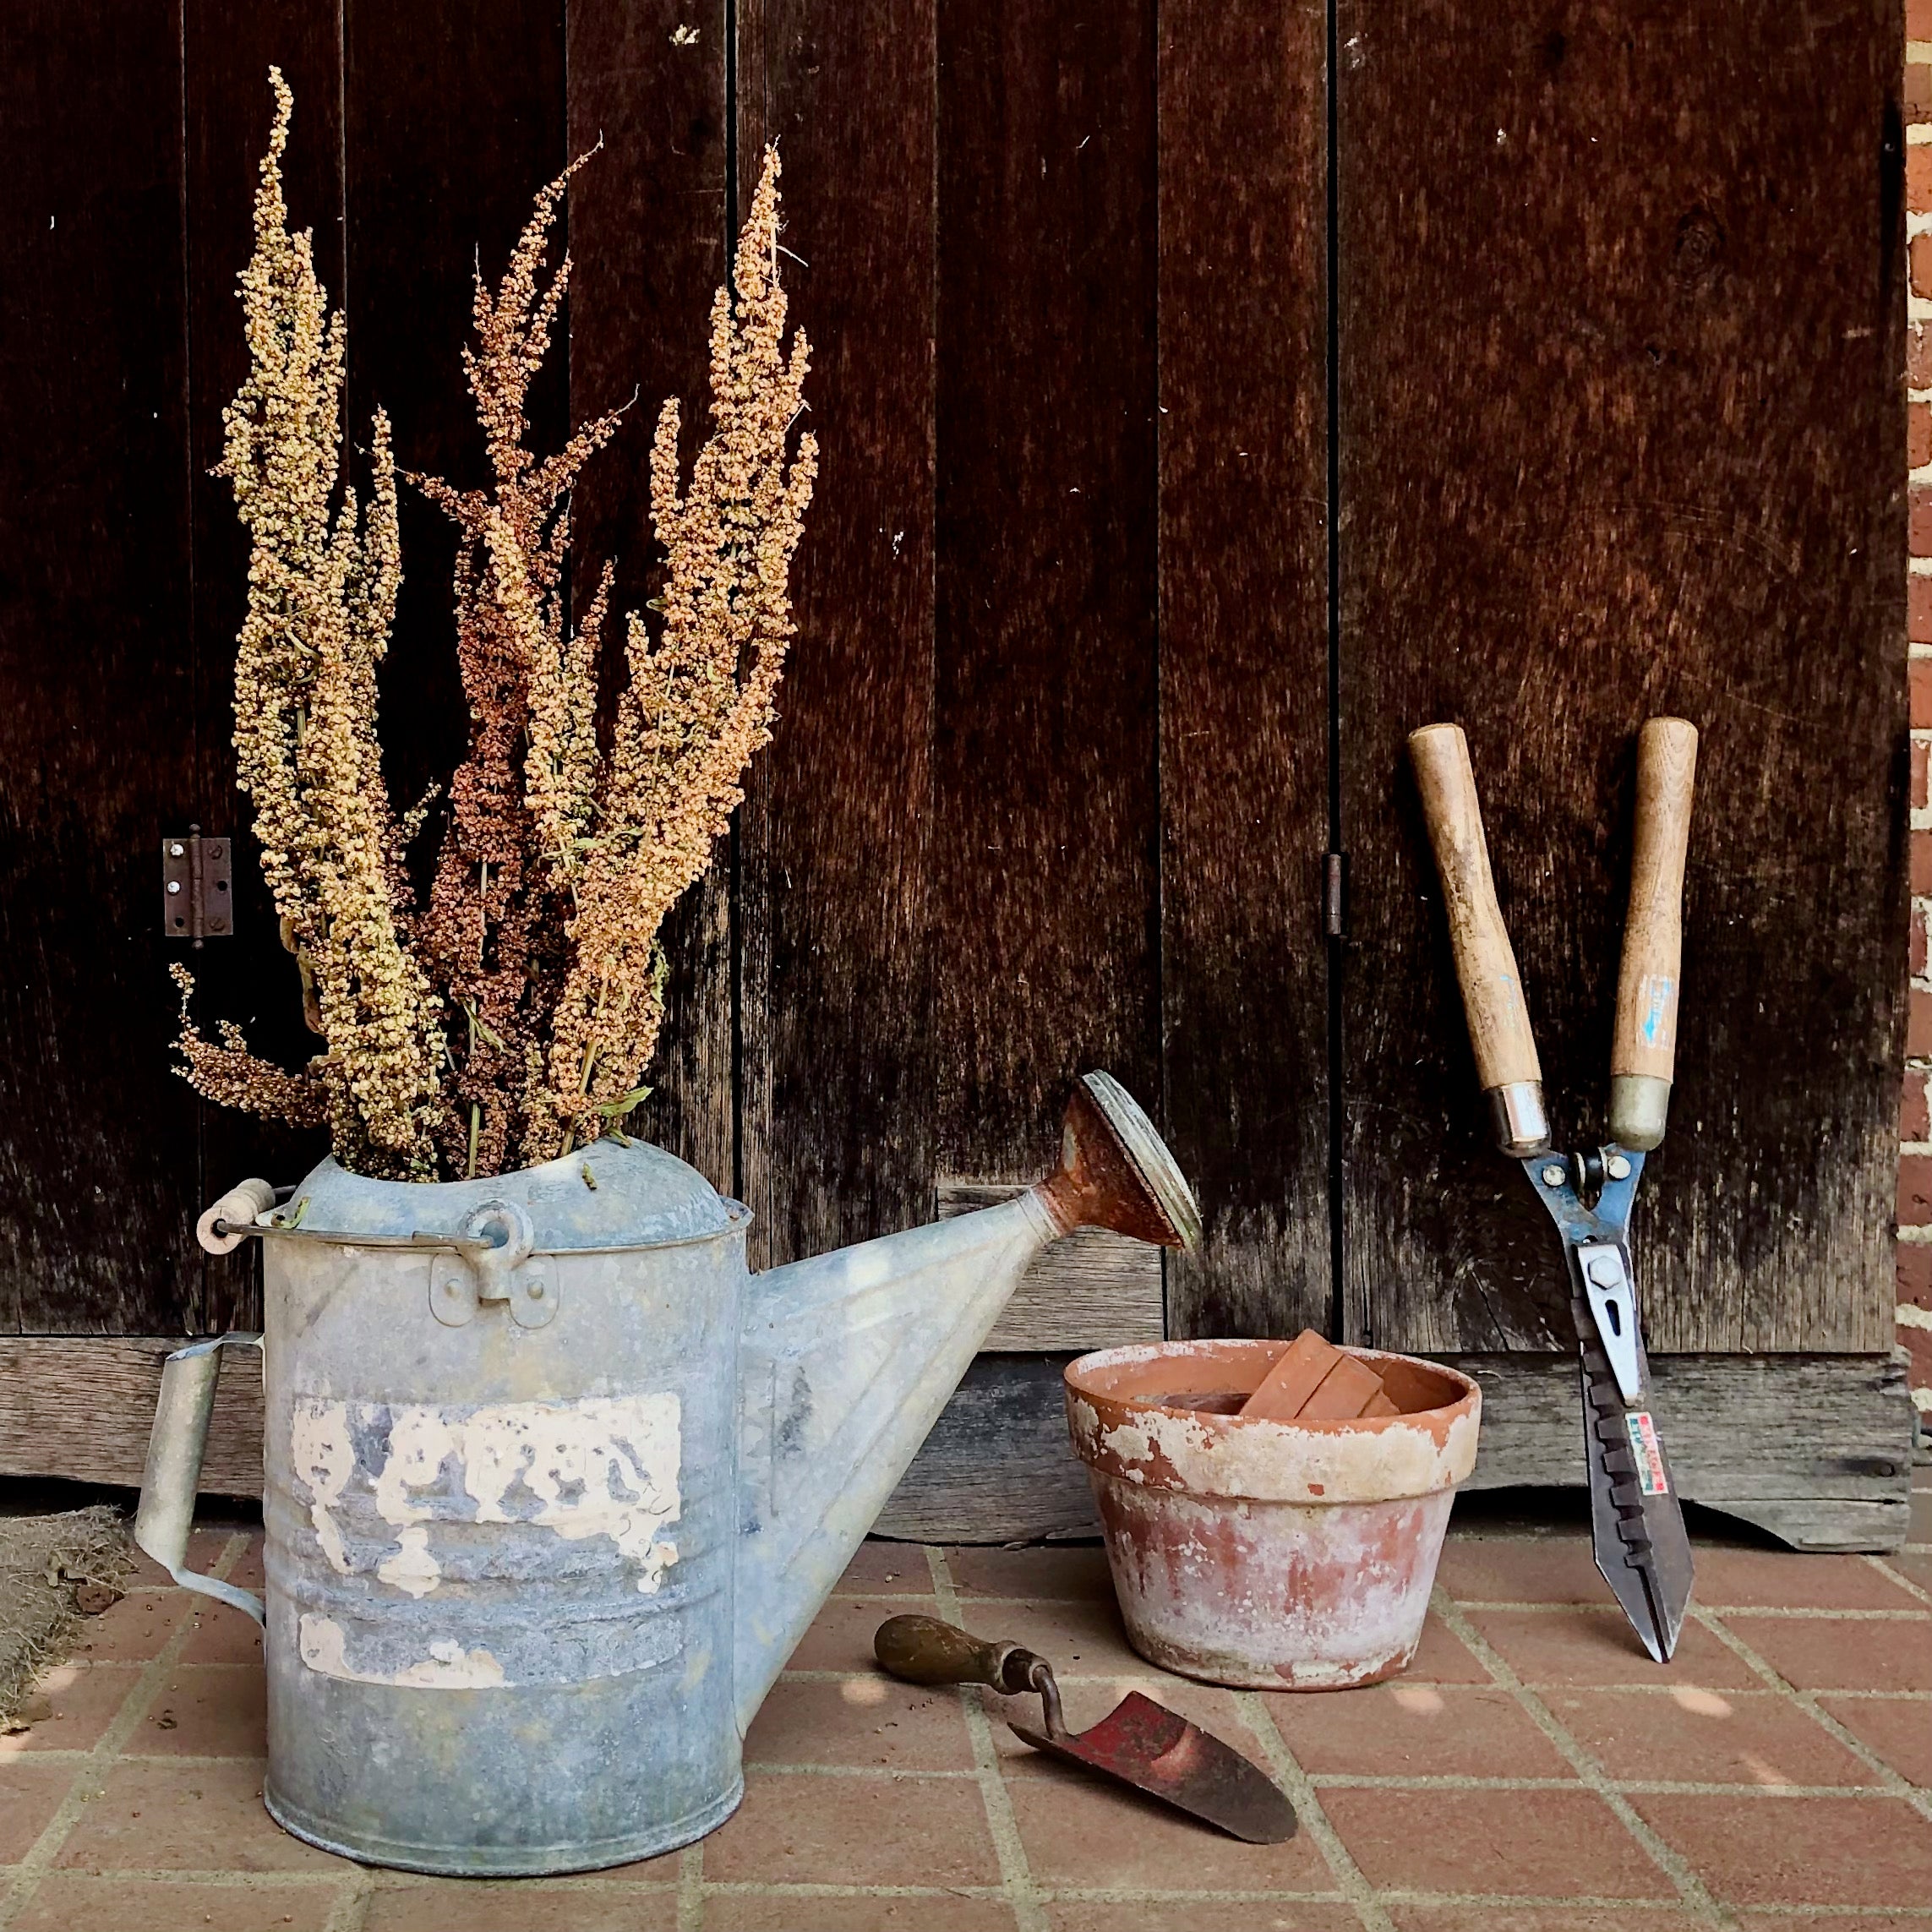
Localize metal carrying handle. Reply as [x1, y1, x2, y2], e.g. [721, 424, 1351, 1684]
[134, 1334, 266, 1627]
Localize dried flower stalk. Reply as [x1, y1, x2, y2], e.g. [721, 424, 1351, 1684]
[172, 72, 816, 1182]
[543, 154, 816, 1154]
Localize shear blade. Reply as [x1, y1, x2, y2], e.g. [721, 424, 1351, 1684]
[1581, 1355, 1694, 1662]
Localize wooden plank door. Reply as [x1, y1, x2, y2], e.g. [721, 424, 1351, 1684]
[736, 0, 1173, 1263]
[1159, 0, 1332, 1342]
[735, 0, 1332, 1288]
[0, 0, 205, 1337]
[1336, 1, 1906, 1358]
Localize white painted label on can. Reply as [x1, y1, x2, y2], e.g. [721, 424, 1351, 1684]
[1626, 1411, 1669, 1496]
[288, 1390, 682, 1612]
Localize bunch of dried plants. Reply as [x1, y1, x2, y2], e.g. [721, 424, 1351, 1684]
[173, 70, 816, 1180]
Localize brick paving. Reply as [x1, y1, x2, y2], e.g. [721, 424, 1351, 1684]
[1, 1474, 1929, 1931]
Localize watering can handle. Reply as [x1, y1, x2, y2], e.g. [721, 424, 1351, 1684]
[134, 1334, 266, 1627]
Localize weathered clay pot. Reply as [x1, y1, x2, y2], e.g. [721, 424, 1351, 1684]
[1064, 1340, 1481, 1689]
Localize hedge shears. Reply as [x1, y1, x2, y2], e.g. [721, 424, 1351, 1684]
[1410, 717, 1699, 1662]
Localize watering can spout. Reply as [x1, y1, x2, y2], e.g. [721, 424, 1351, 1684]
[732, 1072, 1199, 1731]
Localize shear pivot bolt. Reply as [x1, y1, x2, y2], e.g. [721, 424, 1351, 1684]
[1540, 1163, 1567, 1188]
[1605, 1152, 1632, 1182]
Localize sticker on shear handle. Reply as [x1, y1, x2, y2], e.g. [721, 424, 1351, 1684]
[1639, 974, 1676, 1052]
[1626, 1411, 1669, 1496]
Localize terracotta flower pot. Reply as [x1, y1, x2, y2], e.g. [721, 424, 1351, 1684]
[1064, 1340, 1482, 1689]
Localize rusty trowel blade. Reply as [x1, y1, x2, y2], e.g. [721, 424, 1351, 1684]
[1010, 1692, 1296, 1844]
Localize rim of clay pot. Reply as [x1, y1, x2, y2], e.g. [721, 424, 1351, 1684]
[1064, 1339, 1482, 1504]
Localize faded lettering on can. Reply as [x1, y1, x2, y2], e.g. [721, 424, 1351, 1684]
[289, 1389, 683, 1684]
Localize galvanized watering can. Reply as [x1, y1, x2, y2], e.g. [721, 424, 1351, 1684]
[134, 1072, 1198, 1875]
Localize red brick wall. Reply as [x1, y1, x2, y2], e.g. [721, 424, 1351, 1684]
[1904, 14, 1932, 1416]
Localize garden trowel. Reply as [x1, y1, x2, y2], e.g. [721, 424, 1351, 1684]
[873, 1613, 1296, 1842]
[1408, 716, 1699, 1662]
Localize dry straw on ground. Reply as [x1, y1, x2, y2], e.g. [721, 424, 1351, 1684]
[174, 70, 816, 1179]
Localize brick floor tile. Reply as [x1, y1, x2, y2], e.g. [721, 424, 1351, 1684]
[833, 1541, 934, 1596]
[1389, 1912, 1695, 1932]
[1466, 1608, 1755, 1688]
[987, 1678, 1268, 1776]
[784, 1596, 941, 1673]
[54, 1759, 343, 1872]
[1818, 1694, 1932, 1785]
[1263, 1681, 1575, 1779]
[223, 1537, 266, 1593]
[9, 1875, 336, 1932]
[132, 1665, 266, 1758]
[745, 1676, 974, 1771]
[178, 1602, 267, 1667]
[1632, 1792, 1932, 1906]
[0, 1662, 142, 1755]
[1694, 1549, 1924, 1611]
[1400, 1611, 1492, 1683]
[1547, 1686, 1877, 1787]
[123, 1542, 177, 1585]
[364, 1879, 676, 1930]
[708, 1897, 1018, 1931]
[1435, 1534, 1606, 1604]
[1722, 1613, 1932, 1692]
[1895, 1551, 1932, 1591]
[1318, 1785, 1673, 1898]
[958, 1596, 1141, 1676]
[702, 1770, 1000, 1887]
[948, 1546, 1114, 1601]
[1050, 1905, 1358, 1932]
[0, 1760, 79, 1861]
[1737, 1917, 1932, 1931]
[185, 1525, 261, 1587]
[1003, 1758, 1333, 1890]
[69, 1591, 183, 1663]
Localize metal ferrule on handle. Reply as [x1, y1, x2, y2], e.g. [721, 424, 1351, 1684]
[134, 1334, 266, 1625]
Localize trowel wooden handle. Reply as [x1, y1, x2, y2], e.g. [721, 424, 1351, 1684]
[1610, 717, 1698, 1149]
[874, 1614, 1040, 1695]
[1409, 725, 1547, 1151]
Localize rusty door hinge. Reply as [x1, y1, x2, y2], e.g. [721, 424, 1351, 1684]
[1323, 851, 1348, 939]
[161, 827, 233, 942]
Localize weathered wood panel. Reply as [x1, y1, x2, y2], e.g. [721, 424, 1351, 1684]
[3, 1340, 1902, 1551]
[927, 0, 1163, 1197]
[876, 1356, 1097, 1542]
[1452, 1350, 1916, 1553]
[567, 0, 733, 1195]
[183, 3, 343, 1333]
[1337, 1, 1905, 1355]
[1158, 0, 1332, 1340]
[876, 1350, 1916, 1549]
[0, 0, 203, 1333]
[0, 1339, 264, 1498]
[737, 0, 939, 1263]
[936, 1182, 1163, 1350]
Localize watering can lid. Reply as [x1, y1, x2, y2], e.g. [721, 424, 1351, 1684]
[287, 1138, 740, 1252]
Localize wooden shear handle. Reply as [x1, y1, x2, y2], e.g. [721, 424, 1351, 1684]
[1408, 724, 1549, 1156]
[1609, 718, 1698, 1150]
